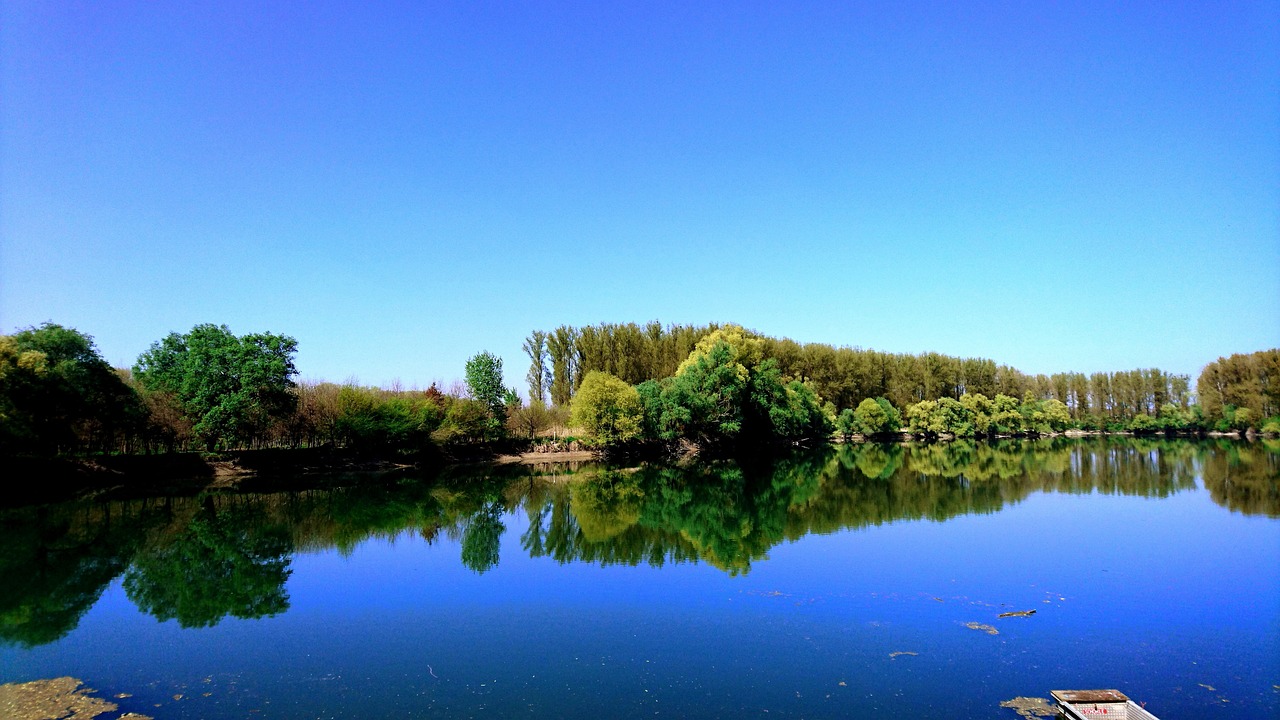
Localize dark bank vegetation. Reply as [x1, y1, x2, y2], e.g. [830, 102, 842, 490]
[2, 320, 1277, 470]
[2, 437, 1274, 648]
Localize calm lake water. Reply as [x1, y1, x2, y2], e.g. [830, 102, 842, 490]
[2, 438, 1277, 719]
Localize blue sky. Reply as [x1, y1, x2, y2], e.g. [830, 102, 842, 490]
[2, 1, 1277, 392]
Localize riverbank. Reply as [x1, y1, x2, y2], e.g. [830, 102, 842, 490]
[3, 429, 1270, 508]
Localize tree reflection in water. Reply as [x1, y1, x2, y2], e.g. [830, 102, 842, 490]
[0, 437, 1273, 645]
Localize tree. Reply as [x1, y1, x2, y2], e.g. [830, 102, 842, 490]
[662, 338, 750, 444]
[853, 397, 901, 436]
[990, 394, 1023, 434]
[2, 323, 143, 454]
[836, 408, 857, 441]
[464, 351, 507, 420]
[134, 324, 298, 451]
[522, 331, 549, 405]
[507, 400, 553, 439]
[432, 398, 495, 444]
[569, 371, 643, 446]
[547, 326, 579, 407]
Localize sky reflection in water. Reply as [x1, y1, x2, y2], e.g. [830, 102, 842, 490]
[2, 438, 1277, 719]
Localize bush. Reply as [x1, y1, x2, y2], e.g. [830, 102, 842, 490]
[569, 371, 643, 446]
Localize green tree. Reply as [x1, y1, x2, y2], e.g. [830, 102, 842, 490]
[960, 393, 993, 434]
[1, 324, 143, 455]
[662, 339, 750, 444]
[836, 408, 857, 441]
[134, 324, 297, 451]
[432, 398, 495, 444]
[523, 331, 550, 405]
[569, 371, 643, 446]
[990, 394, 1023, 434]
[464, 351, 507, 420]
[1041, 398, 1072, 432]
[853, 398, 891, 436]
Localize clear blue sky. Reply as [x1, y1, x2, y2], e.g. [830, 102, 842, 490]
[3, 1, 1277, 392]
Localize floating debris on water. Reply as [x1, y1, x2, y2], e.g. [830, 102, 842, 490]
[0, 677, 133, 720]
[888, 651, 918, 659]
[999, 696, 1057, 718]
[1198, 683, 1216, 692]
[998, 610, 1037, 618]
[965, 622, 1000, 635]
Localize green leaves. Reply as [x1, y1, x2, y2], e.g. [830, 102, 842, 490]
[464, 351, 506, 419]
[0, 323, 142, 455]
[133, 324, 298, 450]
[569, 371, 643, 446]
[651, 328, 831, 448]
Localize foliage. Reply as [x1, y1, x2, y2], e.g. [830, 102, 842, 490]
[1, 323, 143, 455]
[852, 397, 898, 436]
[648, 327, 831, 447]
[522, 331, 550, 405]
[529, 321, 1198, 427]
[133, 324, 297, 450]
[835, 408, 857, 441]
[1127, 413, 1159, 433]
[122, 503, 292, 628]
[333, 385, 443, 452]
[1197, 349, 1279, 428]
[432, 398, 497, 444]
[464, 351, 508, 420]
[569, 371, 643, 446]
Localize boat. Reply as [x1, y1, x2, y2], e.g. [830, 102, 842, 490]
[1051, 689, 1160, 719]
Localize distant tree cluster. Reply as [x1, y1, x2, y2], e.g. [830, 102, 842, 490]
[1196, 349, 1280, 433]
[522, 322, 1202, 430]
[569, 326, 833, 450]
[0, 323, 513, 457]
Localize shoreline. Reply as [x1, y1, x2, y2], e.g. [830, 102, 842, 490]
[1, 431, 1269, 508]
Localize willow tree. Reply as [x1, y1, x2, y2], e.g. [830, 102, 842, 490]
[569, 371, 642, 446]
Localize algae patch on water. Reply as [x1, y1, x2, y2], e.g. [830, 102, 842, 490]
[999, 696, 1057, 718]
[964, 621, 999, 635]
[0, 677, 153, 720]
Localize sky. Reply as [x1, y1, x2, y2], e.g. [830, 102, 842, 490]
[2, 1, 1278, 393]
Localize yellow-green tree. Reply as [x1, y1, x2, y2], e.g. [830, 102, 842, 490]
[570, 371, 643, 446]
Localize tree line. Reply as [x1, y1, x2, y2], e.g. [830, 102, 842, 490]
[1, 320, 1276, 458]
[0, 323, 523, 457]
[524, 322, 1278, 441]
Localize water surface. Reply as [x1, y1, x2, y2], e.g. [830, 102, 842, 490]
[2, 438, 1277, 719]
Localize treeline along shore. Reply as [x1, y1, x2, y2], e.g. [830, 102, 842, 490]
[1, 320, 1276, 492]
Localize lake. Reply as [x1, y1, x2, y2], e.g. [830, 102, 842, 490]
[2, 438, 1277, 719]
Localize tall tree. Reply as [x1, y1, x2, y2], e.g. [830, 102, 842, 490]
[464, 351, 507, 421]
[547, 326, 578, 407]
[522, 331, 549, 405]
